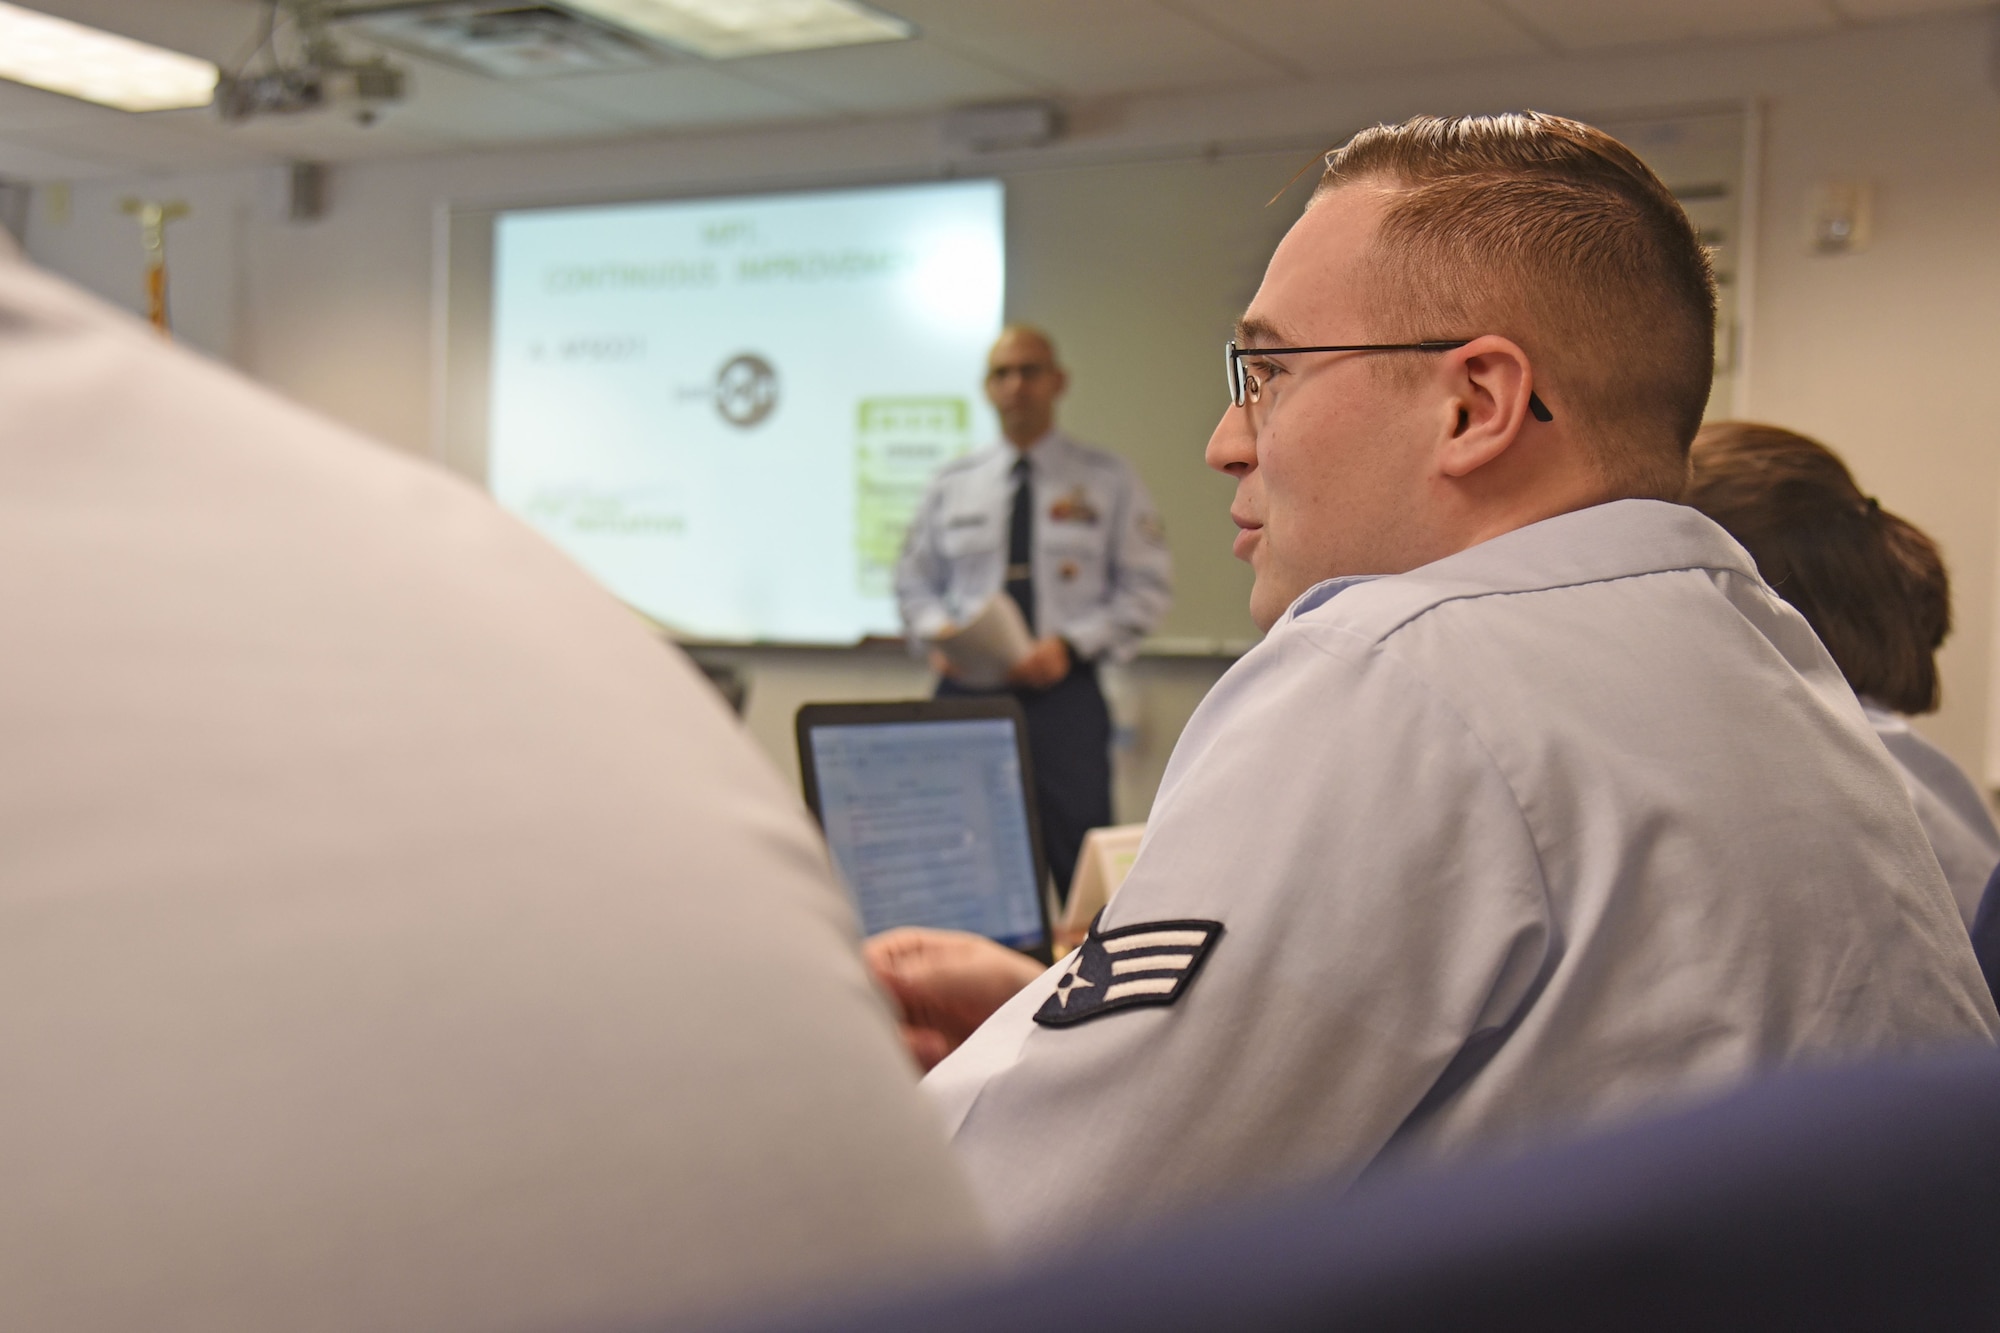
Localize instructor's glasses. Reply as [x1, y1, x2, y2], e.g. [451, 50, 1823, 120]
[1225, 339, 1554, 422]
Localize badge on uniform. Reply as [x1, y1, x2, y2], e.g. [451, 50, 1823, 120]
[1034, 918, 1224, 1028]
[1048, 486, 1100, 525]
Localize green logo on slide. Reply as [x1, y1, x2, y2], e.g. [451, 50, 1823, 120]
[855, 397, 972, 598]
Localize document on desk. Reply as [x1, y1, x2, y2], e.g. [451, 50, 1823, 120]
[933, 593, 1032, 689]
[1057, 823, 1147, 948]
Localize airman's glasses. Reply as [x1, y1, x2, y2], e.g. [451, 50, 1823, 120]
[1225, 339, 1554, 422]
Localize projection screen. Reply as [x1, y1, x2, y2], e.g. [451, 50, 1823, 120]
[487, 178, 1005, 644]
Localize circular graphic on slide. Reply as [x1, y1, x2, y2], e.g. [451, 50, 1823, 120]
[715, 353, 779, 428]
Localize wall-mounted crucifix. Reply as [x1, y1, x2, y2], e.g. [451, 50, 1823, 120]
[119, 197, 189, 335]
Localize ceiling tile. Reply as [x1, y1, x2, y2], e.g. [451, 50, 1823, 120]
[726, 37, 1042, 113]
[194, 109, 452, 162]
[4, 115, 270, 173]
[23, 0, 254, 65]
[0, 138, 120, 178]
[378, 60, 629, 143]
[2, 0, 1980, 172]
[884, 0, 1289, 97]
[532, 63, 824, 130]
[0, 98, 452, 177]
[0, 79, 143, 132]
[1164, 0, 1551, 74]
[1829, 0, 1993, 18]
[1495, 0, 1839, 51]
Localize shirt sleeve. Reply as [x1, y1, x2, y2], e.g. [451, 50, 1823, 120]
[932, 624, 1552, 1245]
[1058, 465, 1173, 662]
[893, 478, 956, 653]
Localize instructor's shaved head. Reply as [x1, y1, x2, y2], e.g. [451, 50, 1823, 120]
[986, 325, 1068, 448]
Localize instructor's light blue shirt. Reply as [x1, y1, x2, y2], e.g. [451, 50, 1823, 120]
[894, 430, 1172, 662]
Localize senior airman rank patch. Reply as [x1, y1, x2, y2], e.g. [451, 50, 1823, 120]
[1034, 918, 1223, 1027]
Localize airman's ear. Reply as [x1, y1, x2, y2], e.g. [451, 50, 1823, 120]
[1437, 335, 1539, 479]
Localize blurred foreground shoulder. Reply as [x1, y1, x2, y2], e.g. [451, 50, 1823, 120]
[0, 253, 987, 1333]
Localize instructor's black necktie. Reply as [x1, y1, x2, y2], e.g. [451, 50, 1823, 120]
[1006, 454, 1035, 636]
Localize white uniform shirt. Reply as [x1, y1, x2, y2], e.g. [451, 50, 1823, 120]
[894, 430, 1172, 661]
[0, 246, 986, 1331]
[1864, 702, 2000, 927]
[927, 499, 1997, 1247]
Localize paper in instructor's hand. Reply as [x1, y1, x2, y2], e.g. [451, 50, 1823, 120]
[933, 594, 1033, 689]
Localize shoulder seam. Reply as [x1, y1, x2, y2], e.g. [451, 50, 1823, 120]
[1285, 622, 1555, 922]
[1324, 563, 1741, 649]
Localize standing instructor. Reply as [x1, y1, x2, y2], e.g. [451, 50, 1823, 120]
[895, 327, 1172, 896]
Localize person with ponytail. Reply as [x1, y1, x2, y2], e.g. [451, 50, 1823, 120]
[1687, 422, 2000, 926]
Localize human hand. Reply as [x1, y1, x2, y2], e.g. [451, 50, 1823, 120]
[928, 648, 960, 680]
[1006, 636, 1071, 690]
[864, 928, 1046, 1071]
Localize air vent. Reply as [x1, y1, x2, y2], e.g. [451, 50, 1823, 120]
[330, 3, 667, 78]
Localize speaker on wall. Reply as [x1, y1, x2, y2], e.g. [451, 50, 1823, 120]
[0, 179, 29, 243]
[287, 160, 328, 223]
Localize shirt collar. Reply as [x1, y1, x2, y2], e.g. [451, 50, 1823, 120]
[1287, 574, 1385, 619]
[1281, 499, 1762, 628]
[1860, 698, 1902, 729]
[1007, 428, 1066, 469]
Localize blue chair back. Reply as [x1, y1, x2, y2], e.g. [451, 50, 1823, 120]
[699, 1050, 2000, 1333]
[1972, 860, 2000, 1007]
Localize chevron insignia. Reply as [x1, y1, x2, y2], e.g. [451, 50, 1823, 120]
[1033, 918, 1223, 1028]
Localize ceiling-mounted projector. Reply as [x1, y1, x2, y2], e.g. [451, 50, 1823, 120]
[216, 59, 406, 123]
[218, 0, 409, 125]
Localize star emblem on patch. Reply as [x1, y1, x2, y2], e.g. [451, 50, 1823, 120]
[1034, 918, 1224, 1028]
[1050, 962, 1094, 1007]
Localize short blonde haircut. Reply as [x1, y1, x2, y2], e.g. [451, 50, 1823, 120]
[1316, 112, 1717, 499]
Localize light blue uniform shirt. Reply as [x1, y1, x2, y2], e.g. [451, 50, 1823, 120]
[1864, 701, 2000, 927]
[926, 499, 1998, 1249]
[894, 430, 1172, 662]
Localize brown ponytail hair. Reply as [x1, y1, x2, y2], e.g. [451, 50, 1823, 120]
[1685, 422, 1949, 714]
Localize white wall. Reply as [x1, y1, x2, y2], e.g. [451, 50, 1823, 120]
[21, 10, 2000, 795]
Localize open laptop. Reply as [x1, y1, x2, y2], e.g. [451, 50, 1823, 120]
[797, 698, 1053, 962]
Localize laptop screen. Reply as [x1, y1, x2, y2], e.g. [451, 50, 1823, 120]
[805, 715, 1047, 950]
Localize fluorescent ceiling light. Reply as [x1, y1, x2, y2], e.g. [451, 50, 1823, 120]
[563, 0, 913, 60]
[0, 2, 217, 111]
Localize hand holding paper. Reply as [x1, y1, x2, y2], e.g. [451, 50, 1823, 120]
[1006, 636, 1071, 689]
[931, 593, 1033, 689]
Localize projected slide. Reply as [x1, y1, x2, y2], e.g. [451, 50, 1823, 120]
[488, 180, 1004, 643]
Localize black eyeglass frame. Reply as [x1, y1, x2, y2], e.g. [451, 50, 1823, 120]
[1225, 339, 1553, 422]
